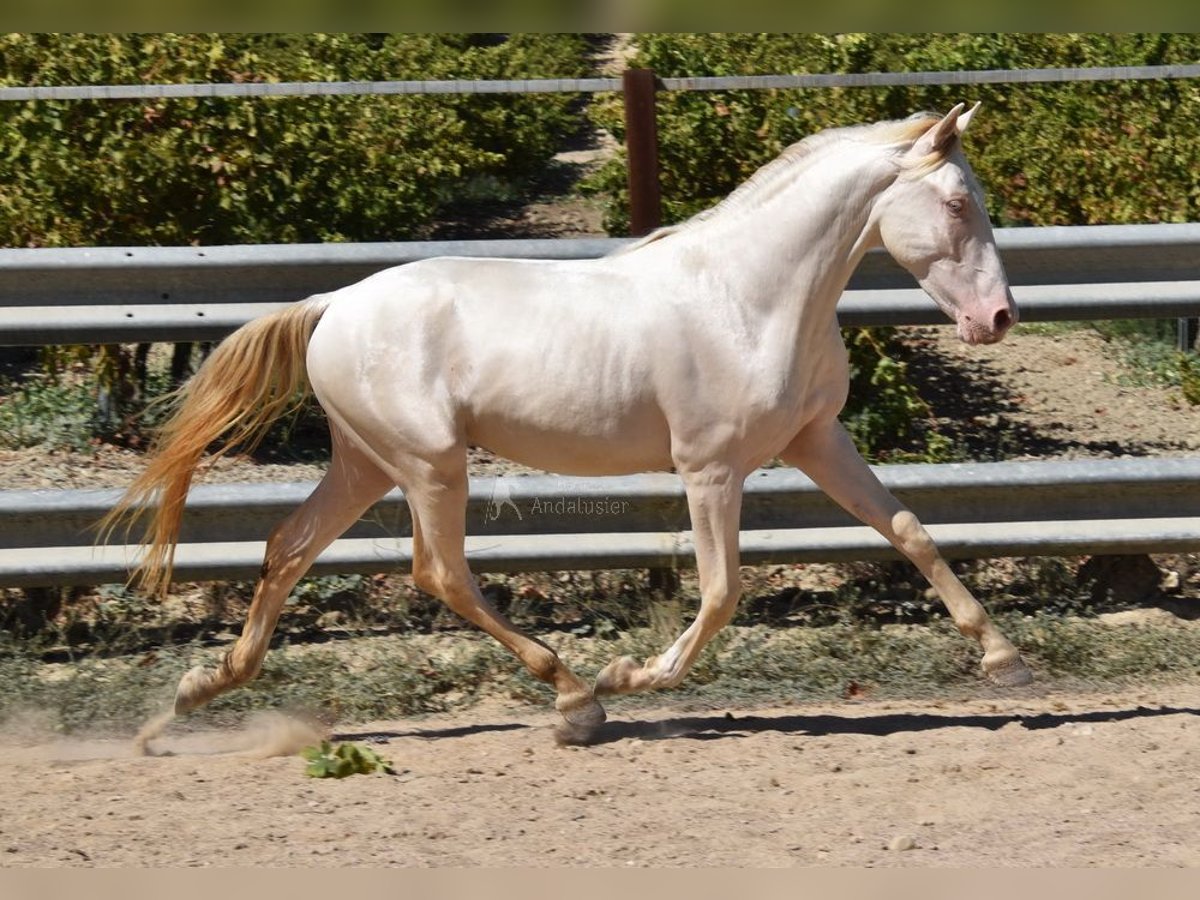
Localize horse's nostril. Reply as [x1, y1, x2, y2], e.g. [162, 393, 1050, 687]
[993, 307, 1013, 333]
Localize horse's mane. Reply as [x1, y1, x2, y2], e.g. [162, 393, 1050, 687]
[614, 112, 944, 255]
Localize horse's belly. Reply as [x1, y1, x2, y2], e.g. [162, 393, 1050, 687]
[468, 411, 673, 477]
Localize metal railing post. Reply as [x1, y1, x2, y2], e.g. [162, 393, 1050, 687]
[1178, 316, 1199, 352]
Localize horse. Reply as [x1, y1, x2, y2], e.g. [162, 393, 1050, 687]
[103, 103, 1031, 743]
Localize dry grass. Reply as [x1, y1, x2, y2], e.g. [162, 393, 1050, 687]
[4, 556, 1199, 736]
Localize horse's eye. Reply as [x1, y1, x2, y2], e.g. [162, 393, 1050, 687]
[946, 198, 966, 217]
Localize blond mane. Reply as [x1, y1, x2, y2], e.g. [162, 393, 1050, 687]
[615, 112, 946, 254]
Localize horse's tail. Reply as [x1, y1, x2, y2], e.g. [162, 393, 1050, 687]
[99, 296, 332, 598]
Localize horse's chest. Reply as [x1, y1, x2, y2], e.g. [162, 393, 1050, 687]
[747, 333, 849, 420]
[663, 333, 847, 470]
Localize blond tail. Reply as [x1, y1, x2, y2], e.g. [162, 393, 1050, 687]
[99, 296, 331, 597]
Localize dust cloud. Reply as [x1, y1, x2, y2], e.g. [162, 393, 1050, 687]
[1, 706, 328, 763]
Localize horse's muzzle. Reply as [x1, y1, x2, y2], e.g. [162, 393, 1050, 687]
[960, 296, 1017, 344]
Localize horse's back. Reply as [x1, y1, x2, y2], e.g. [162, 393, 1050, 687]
[306, 255, 676, 476]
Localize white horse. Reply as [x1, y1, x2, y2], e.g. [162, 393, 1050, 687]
[105, 103, 1030, 741]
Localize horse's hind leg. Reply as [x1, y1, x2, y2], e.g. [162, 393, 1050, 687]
[404, 461, 605, 737]
[781, 419, 1032, 686]
[172, 426, 396, 715]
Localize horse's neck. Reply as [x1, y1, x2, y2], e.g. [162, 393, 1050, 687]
[686, 146, 896, 324]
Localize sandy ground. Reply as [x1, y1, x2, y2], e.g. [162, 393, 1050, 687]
[1, 681, 1198, 868]
[907, 326, 1200, 462]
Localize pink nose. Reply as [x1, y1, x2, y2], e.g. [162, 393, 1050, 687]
[961, 297, 1017, 344]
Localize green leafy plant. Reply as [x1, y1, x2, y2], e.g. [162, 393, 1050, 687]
[1180, 353, 1200, 406]
[840, 326, 953, 462]
[0, 33, 591, 248]
[0, 371, 99, 450]
[300, 740, 396, 778]
[585, 33, 1200, 234]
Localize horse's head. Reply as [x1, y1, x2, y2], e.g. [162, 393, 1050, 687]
[874, 103, 1017, 345]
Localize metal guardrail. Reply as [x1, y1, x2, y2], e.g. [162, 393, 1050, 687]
[2, 227, 1199, 586]
[3, 63, 1200, 102]
[3, 224, 1200, 345]
[2, 458, 1198, 588]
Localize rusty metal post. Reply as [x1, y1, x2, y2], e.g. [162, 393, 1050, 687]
[622, 67, 669, 591]
[622, 67, 662, 236]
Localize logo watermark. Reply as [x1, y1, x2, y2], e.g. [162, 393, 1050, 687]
[529, 496, 632, 517]
[485, 478, 524, 522]
[485, 479, 631, 523]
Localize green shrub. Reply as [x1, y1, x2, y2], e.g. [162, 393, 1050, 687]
[841, 327, 953, 462]
[0, 370, 99, 450]
[0, 33, 591, 247]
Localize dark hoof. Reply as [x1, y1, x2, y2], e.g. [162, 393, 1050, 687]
[985, 654, 1034, 687]
[561, 697, 607, 730]
[554, 718, 605, 747]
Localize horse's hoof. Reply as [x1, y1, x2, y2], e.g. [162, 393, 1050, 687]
[554, 718, 605, 746]
[594, 655, 641, 696]
[559, 697, 607, 730]
[983, 652, 1034, 687]
[173, 665, 212, 714]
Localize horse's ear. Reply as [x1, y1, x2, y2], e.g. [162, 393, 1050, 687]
[911, 103, 966, 157]
[956, 101, 982, 135]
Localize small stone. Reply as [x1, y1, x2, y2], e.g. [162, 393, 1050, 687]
[888, 835, 917, 852]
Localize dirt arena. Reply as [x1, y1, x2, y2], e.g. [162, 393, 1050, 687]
[2, 681, 1198, 868]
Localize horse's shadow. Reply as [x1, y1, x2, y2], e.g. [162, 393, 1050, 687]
[900, 328, 1194, 459]
[336, 703, 1199, 747]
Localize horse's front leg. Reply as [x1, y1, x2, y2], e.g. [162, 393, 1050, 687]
[781, 419, 1031, 686]
[596, 463, 744, 696]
